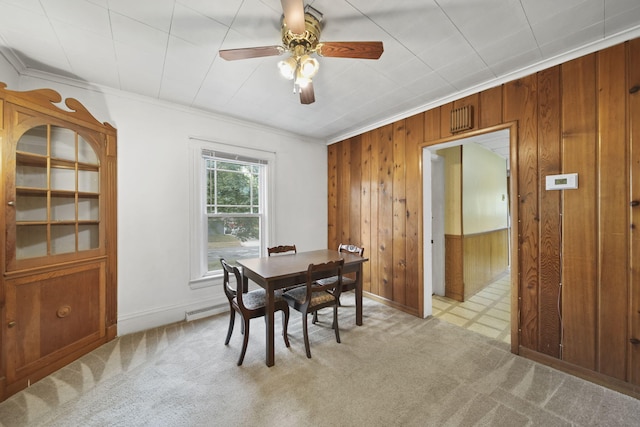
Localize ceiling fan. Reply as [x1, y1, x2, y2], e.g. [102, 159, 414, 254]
[218, 0, 384, 105]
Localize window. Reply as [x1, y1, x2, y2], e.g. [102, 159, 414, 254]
[204, 151, 265, 272]
[189, 139, 274, 287]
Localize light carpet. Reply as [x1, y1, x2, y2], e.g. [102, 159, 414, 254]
[1, 295, 639, 426]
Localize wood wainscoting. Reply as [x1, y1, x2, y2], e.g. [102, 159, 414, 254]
[445, 229, 509, 301]
[444, 234, 463, 301]
[463, 228, 509, 300]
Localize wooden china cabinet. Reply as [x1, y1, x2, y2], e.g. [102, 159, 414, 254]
[0, 83, 117, 401]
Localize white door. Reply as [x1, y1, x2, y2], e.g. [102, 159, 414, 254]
[431, 155, 445, 296]
[422, 149, 446, 316]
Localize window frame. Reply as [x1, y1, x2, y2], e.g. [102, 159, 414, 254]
[189, 138, 275, 289]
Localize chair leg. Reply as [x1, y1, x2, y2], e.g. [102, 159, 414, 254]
[333, 305, 341, 344]
[282, 307, 290, 348]
[225, 309, 235, 345]
[303, 314, 312, 358]
[238, 318, 250, 366]
[312, 311, 318, 324]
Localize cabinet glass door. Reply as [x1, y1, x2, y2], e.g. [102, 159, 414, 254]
[14, 125, 101, 261]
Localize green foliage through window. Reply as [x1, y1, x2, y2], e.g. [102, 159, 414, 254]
[204, 155, 264, 271]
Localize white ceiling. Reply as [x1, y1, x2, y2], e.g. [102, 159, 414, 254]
[0, 0, 639, 144]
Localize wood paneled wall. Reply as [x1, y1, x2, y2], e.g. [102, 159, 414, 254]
[328, 38, 640, 394]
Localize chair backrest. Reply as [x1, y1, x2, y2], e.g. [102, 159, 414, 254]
[303, 259, 344, 305]
[268, 244, 297, 256]
[221, 258, 244, 306]
[338, 243, 364, 257]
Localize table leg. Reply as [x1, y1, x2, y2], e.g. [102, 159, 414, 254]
[265, 285, 275, 367]
[356, 265, 363, 326]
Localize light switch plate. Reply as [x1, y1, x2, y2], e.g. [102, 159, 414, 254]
[545, 173, 578, 190]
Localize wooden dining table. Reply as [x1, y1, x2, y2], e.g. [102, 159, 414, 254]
[236, 249, 368, 367]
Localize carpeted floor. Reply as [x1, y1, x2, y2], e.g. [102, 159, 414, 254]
[1, 295, 639, 426]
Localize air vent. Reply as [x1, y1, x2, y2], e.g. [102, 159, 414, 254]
[185, 306, 219, 322]
[450, 105, 473, 133]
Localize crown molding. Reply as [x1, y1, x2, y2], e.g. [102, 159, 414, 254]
[0, 43, 27, 75]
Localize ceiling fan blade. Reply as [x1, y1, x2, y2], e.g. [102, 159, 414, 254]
[317, 41, 384, 59]
[300, 83, 315, 105]
[281, 0, 306, 34]
[219, 45, 283, 61]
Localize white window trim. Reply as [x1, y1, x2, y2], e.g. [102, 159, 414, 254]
[188, 137, 276, 289]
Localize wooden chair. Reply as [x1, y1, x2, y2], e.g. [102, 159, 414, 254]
[313, 244, 364, 322]
[268, 245, 302, 292]
[267, 244, 297, 256]
[283, 259, 344, 358]
[221, 258, 290, 365]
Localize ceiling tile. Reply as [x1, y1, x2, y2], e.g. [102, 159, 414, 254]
[110, 11, 169, 51]
[538, 23, 603, 58]
[521, 0, 600, 26]
[41, 0, 111, 38]
[170, 2, 229, 46]
[0, 3, 70, 71]
[531, 1, 604, 47]
[52, 22, 119, 86]
[477, 28, 539, 68]
[177, 0, 245, 27]
[435, 53, 495, 90]
[107, 0, 175, 32]
[416, 31, 478, 71]
[604, 0, 640, 37]
[114, 41, 164, 96]
[0, 0, 44, 14]
[487, 47, 542, 77]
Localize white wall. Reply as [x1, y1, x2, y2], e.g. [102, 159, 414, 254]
[462, 143, 508, 234]
[11, 72, 328, 335]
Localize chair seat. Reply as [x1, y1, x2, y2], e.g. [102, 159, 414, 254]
[283, 286, 335, 308]
[315, 275, 356, 287]
[237, 289, 286, 310]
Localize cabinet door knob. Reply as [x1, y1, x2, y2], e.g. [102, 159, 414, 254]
[632, 200, 640, 207]
[631, 338, 640, 345]
[8, 321, 16, 328]
[7, 201, 14, 206]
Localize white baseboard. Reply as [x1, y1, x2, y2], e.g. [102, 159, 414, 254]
[117, 295, 228, 336]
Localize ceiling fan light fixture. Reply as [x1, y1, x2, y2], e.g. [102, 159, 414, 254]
[278, 56, 297, 80]
[218, 2, 383, 105]
[295, 68, 312, 89]
[299, 55, 319, 78]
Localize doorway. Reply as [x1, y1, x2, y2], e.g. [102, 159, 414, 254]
[423, 128, 513, 344]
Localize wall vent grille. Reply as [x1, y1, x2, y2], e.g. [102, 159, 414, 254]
[450, 105, 473, 133]
[185, 306, 219, 322]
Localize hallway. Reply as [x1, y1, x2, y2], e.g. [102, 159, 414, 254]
[431, 272, 511, 345]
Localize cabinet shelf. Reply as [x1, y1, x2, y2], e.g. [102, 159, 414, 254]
[16, 187, 47, 194]
[16, 151, 47, 166]
[16, 221, 48, 226]
[16, 188, 99, 196]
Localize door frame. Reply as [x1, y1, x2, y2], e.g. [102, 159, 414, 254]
[421, 122, 520, 354]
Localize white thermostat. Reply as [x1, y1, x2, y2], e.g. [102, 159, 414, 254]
[545, 173, 578, 190]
